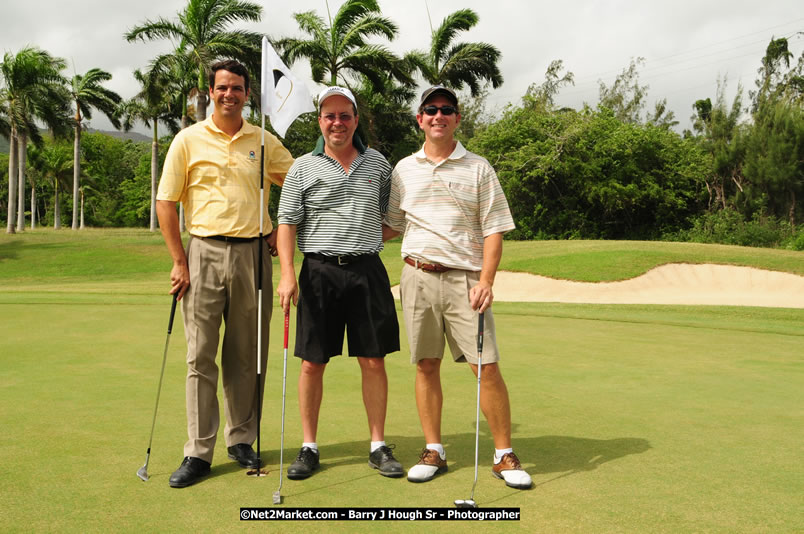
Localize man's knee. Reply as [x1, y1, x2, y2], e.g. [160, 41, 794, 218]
[357, 357, 386, 374]
[300, 360, 326, 378]
[416, 358, 441, 375]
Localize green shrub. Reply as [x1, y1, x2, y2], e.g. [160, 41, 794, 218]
[668, 209, 794, 248]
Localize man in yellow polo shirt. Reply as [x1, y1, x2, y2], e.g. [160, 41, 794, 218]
[156, 59, 294, 488]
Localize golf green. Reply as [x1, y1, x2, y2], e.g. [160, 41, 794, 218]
[1, 230, 802, 533]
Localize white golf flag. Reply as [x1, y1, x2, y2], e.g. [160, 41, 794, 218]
[261, 36, 314, 138]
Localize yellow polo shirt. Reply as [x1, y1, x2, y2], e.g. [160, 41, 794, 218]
[157, 117, 294, 237]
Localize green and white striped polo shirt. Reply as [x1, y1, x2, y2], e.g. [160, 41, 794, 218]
[278, 135, 391, 256]
[385, 141, 515, 271]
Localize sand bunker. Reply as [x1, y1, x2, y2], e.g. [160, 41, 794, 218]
[391, 264, 804, 308]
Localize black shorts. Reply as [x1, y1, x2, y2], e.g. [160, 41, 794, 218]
[295, 254, 400, 363]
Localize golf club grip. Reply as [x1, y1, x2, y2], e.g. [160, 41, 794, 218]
[477, 312, 484, 354]
[284, 311, 289, 348]
[167, 293, 178, 334]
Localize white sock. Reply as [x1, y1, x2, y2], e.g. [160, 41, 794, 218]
[302, 442, 318, 453]
[494, 448, 513, 463]
[426, 443, 446, 459]
[370, 441, 386, 453]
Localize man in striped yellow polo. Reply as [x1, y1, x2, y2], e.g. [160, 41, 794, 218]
[156, 60, 294, 488]
[384, 85, 533, 490]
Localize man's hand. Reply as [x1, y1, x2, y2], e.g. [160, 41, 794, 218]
[469, 280, 494, 313]
[277, 274, 298, 314]
[264, 231, 278, 256]
[170, 261, 190, 300]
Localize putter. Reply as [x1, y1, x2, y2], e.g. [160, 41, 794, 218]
[273, 311, 290, 504]
[455, 312, 485, 508]
[137, 292, 179, 481]
[247, 108, 270, 478]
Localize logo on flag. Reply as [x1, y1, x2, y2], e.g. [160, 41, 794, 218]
[261, 36, 315, 138]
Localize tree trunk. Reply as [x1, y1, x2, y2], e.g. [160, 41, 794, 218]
[182, 94, 192, 129]
[80, 188, 85, 229]
[16, 131, 26, 232]
[196, 92, 208, 122]
[54, 181, 61, 230]
[72, 111, 81, 230]
[150, 121, 158, 232]
[30, 184, 36, 229]
[7, 133, 17, 234]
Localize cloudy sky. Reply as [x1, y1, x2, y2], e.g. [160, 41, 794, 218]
[2, 0, 802, 134]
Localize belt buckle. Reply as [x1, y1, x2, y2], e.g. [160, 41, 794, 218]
[337, 255, 347, 265]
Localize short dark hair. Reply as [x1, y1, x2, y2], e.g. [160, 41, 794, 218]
[208, 60, 250, 92]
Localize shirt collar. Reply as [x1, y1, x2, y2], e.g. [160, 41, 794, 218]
[415, 140, 467, 162]
[203, 116, 253, 139]
[313, 133, 367, 156]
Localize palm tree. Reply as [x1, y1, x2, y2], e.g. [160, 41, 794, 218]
[125, 0, 263, 122]
[121, 67, 180, 231]
[275, 0, 412, 91]
[351, 74, 418, 163]
[0, 47, 70, 234]
[150, 47, 199, 129]
[28, 140, 73, 229]
[69, 68, 122, 230]
[405, 8, 503, 96]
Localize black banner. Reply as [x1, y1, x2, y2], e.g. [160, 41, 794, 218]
[240, 507, 521, 521]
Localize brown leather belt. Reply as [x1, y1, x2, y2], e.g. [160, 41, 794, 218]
[404, 256, 452, 273]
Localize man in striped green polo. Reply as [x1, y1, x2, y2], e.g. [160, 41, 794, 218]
[276, 86, 403, 481]
[383, 85, 533, 490]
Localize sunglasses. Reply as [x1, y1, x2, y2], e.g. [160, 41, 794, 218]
[421, 105, 458, 116]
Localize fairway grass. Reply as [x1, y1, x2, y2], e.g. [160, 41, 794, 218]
[1, 230, 802, 532]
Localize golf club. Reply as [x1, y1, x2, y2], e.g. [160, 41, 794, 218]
[137, 292, 179, 481]
[455, 312, 485, 508]
[273, 310, 290, 504]
[247, 104, 269, 478]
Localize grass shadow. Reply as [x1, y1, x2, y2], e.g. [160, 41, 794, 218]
[0, 238, 22, 262]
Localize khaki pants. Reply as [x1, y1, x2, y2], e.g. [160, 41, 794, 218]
[181, 236, 272, 462]
[399, 264, 500, 364]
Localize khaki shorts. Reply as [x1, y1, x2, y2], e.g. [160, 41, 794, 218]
[399, 263, 500, 364]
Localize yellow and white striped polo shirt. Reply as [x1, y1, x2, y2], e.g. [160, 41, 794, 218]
[386, 142, 515, 271]
[157, 117, 294, 237]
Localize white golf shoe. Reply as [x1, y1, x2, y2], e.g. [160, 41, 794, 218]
[407, 448, 448, 482]
[492, 452, 532, 489]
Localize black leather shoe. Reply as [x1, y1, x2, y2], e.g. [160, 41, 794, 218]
[227, 443, 261, 469]
[169, 457, 211, 488]
[287, 446, 319, 480]
[368, 444, 404, 477]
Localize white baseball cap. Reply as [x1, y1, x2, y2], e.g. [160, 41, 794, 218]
[318, 86, 357, 110]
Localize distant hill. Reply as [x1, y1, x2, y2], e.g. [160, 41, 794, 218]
[86, 128, 151, 143]
[0, 128, 151, 154]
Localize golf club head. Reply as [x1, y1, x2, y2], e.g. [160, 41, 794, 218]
[136, 465, 149, 481]
[246, 468, 268, 477]
[454, 499, 477, 508]
[272, 491, 282, 505]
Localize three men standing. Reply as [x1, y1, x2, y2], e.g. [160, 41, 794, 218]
[157, 67, 530, 492]
[384, 86, 532, 490]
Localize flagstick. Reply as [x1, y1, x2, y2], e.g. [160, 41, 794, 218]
[257, 115, 265, 469]
[248, 57, 267, 478]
